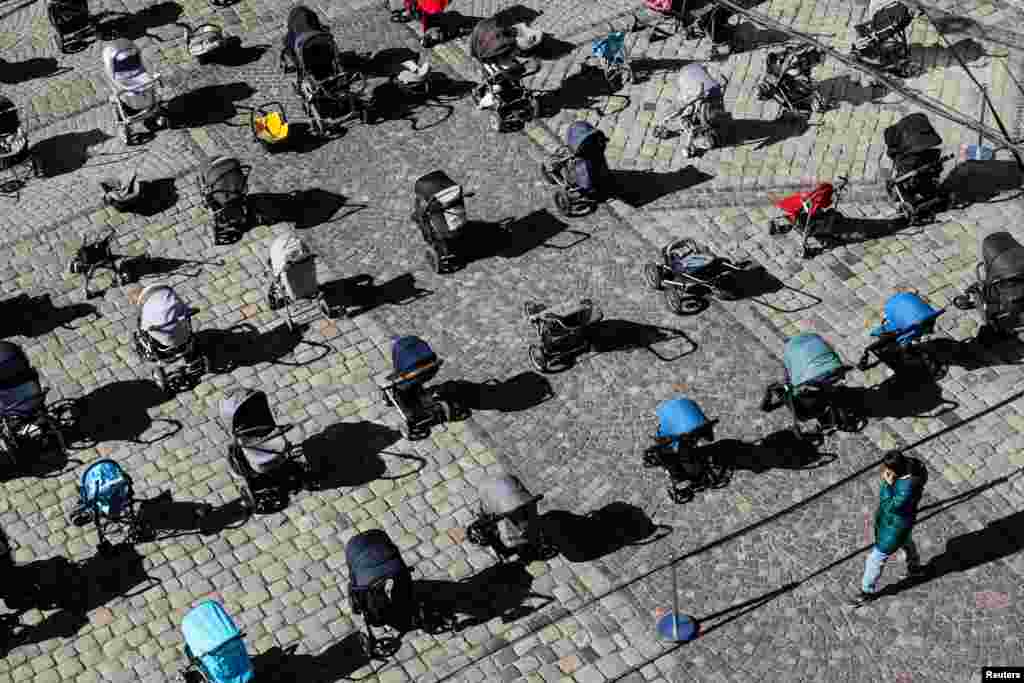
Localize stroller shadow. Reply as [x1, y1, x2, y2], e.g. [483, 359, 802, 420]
[199, 323, 331, 371]
[540, 502, 671, 563]
[105, 2, 184, 40]
[589, 319, 698, 361]
[73, 379, 180, 447]
[818, 74, 887, 107]
[731, 23, 792, 53]
[915, 337, 1024, 370]
[363, 47, 421, 77]
[332, 273, 432, 315]
[0, 57, 72, 84]
[137, 491, 249, 540]
[369, 75, 473, 132]
[841, 372, 958, 420]
[256, 122, 334, 156]
[304, 421, 426, 489]
[202, 38, 269, 68]
[32, 129, 111, 178]
[909, 38, 989, 73]
[725, 116, 808, 150]
[801, 214, 908, 257]
[127, 254, 222, 284]
[165, 82, 256, 128]
[941, 160, 1024, 206]
[3, 293, 98, 337]
[247, 190, 358, 229]
[417, 562, 553, 633]
[452, 372, 554, 412]
[128, 177, 180, 216]
[432, 12, 483, 42]
[726, 263, 784, 300]
[528, 34, 576, 61]
[485, 209, 589, 259]
[612, 166, 714, 208]
[546, 66, 624, 117]
[493, 5, 541, 25]
[251, 637, 370, 683]
[701, 431, 837, 473]
[629, 57, 694, 84]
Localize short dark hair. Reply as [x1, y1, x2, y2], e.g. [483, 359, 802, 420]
[881, 451, 908, 476]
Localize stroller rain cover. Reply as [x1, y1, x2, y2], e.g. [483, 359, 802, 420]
[139, 285, 191, 349]
[182, 601, 254, 683]
[783, 333, 843, 388]
[470, 17, 517, 61]
[0, 342, 42, 418]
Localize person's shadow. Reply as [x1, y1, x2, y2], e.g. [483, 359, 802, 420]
[73, 379, 181, 446]
[303, 421, 425, 490]
[539, 502, 671, 563]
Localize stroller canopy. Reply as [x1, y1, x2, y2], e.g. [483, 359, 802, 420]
[0, 97, 20, 137]
[677, 63, 723, 105]
[80, 459, 131, 515]
[287, 5, 325, 40]
[0, 342, 42, 418]
[982, 232, 1024, 283]
[415, 170, 466, 237]
[479, 474, 537, 516]
[872, 292, 943, 341]
[202, 156, 247, 202]
[345, 529, 408, 589]
[414, 170, 459, 200]
[139, 284, 191, 348]
[269, 232, 313, 276]
[219, 387, 274, 435]
[182, 601, 254, 683]
[656, 398, 709, 441]
[783, 334, 844, 388]
[566, 121, 605, 156]
[470, 17, 518, 61]
[103, 39, 156, 92]
[884, 113, 942, 159]
[390, 335, 438, 375]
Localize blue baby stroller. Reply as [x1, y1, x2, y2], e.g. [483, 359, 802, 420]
[761, 334, 854, 440]
[180, 600, 254, 683]
[379, 336, 460, 440]
[858, 292, 945, 376]
[69, 459, 147, 554]
[642, 398, 727, 503]
[540, 121, 610, 217]
[586, 26, 634, 90]
[346, 529, 419, 658]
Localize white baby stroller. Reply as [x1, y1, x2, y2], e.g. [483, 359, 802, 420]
[653, 64, 729, 158]
[133, 284, 208, 393]
[266, 231, 345, 330]
[103, 39, 168, 145]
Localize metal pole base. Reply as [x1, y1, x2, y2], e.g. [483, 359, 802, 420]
[657, 613, 698, 642]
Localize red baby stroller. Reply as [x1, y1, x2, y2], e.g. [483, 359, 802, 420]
[390, 0, 451, 46]
[768, 177, 848, 259]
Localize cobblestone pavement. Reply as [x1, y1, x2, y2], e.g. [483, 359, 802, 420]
[2, 0, 1024, 682]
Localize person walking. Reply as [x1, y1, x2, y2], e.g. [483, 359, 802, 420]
[850, 451, 928, 606]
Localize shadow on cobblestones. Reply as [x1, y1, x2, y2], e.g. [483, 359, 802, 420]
[304, 420, 426, 489]
[731, 22, 791, 54]
[842, 374, 958, 421]
[248, 189, 355, 230]
[817, 74, 888, 108]
[544, 66, 623, 118]
[941, 160, 1024, 206]
[453, 372, 554, 413]
[539, 502, 671, 563]
[629, 57, 693, 84]
[0, 57, 72, 85]
[200, 39, 270, 68]
[725, 116, 809, 151]
[613, 166, 713, 208]
[106, 2, 184, 41]
[332, 273, 432, 314]
[165, 82, 257, 129]
[908, 38, 989, 75]
[2, 293, 97, 338]
[484, 209, 587, 259]
[137, 491, 248, 540]
[417, 561, 553, 632]
[700, 431, 838, 473]
[589, 318, 698, 361]
[32, 129, 111, 178]
[250, 635, 369, 682]
[73, 379, 180, 446]
[200, 323, 330, 371]
[915, 336, 1024, 371]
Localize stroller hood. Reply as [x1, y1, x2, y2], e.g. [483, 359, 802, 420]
[103, 40, 156, 90]
[80, 459, 131, 514]
[479, 474, 537, 516]
[783, 334, 844, 387]
[219, 387, 273, 435]
[0, 342, 42, 417]
[415, 170, 466, 236]
[295, 31, 338, 76]
[677, 64, 722, 104]
[202, 156, 247, 197]
[872, 292, 943, 338]
[390, 335, 437, 374]
[345, 529, 408, 589]
[287, 5, 325, 36]
[139, 284, 191, 347]
[884, 113, 942, 159]
[182, 601, 254, 683]
[982, 232, 1024, 283]
[566, 121, 605, 156]
[470, 17, 518, 61]
[269, 232, 312, 275]
[656, 398, 709, 439]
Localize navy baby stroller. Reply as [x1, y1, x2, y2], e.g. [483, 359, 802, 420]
[346, 529, 418, 658]
[466, 475, 554, 561]
[413, 170, 471, 274]
[541, 121, 609, 216]
[954, 232, 1024, 340]
[180, 600, 254, 683]
[884, 113, 951, 224]
[642, 398, 727, 503]
[524, 298, 602, 373]
[761, 334, 854, 440]
[851, 0, 914, 76]
[69, 459, 146, 554]
[643, 238, 747, 314]
[379, 336, 459, 440]
[858, 292, 945, 376]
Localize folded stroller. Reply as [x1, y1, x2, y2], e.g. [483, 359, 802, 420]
[413, 170, 470, 273]
[266, 231, 340, 330]
[756, 44, 827, 118]
[768, 177, 849, 259]
[467, 475, 553, 561]
[851, 0, 914, 76]
[133, 284, 208, 392]
[587, 26, 634, 90]
[642, 398, 727, 502]
[858, 292, 945, 376]
[883, 113, 951, 224]
[346, 529, 419, 657]
[469, 18, 540, 132]
[954, 231, 1024, 340]
[219, 387, 308, 514]
[379, 335, 460, 440]
[541, 121, 610, 216]
[47, 0, 92, 53]
[653, 64, 729, 158]
[0, 96, 43, 194]
[67, 228, 136, 298]
[199, 156, 252, 244]
[524, 298, 602, 373]
[182, 23, 227, 63]
[180, 601, 254, 683]
[761, 333, 854, 440]
[643, 238, 747, 313]
[69, 459, 146, 554]
[103, 39, 168, 145]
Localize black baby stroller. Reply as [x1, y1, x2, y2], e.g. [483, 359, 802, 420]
[858, 292, 945, 376]
[413, 170, 471, 273]
[540, 121, 609, 217]
[883, 113, 951, 224]
[954, 232, 1024, 340]
[134, 284, 209, 392]
[469, 17, 540, 132]
[67, 228, 137, 298]
[198, 156, 252, 244]
[642, 398, 728, 503]
[219, 387, 310, 513]
[0, 96, 43, 196]
[643, 238, 747, 314]
[756, 44, 827, 118]
[47, 0, 92, 53]
[761, 333, 854, 441]
[69, 459, 147, 555]
[346, 529, 419, 658]
[379, 336, 460, 440]
[466, 475, 553, 561]
[851, 0, 914, 76]
[524, 298, 602, 373]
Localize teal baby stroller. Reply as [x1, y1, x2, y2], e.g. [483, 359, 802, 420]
[180, 600, 254, 683]
[69, 459, 147, 555]
[586, 26, 634, 90]
[858, 292, 945, 377]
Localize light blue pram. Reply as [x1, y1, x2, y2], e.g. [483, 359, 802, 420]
[588, 27, 633, 88]
[858, 292, 945, 376]
[762, 334, 853, 440]
[181, 601, 254, 683]
[69, 459, 145, 554]
[643, 397, 727, 503]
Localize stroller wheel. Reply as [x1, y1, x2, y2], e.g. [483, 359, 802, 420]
[553, 191, 572, 217]
[70, 508, 92, 527]
[31, 155, 44, 178]
[529, 345, 549, 373]
[437, 398, 453, 423]
[668, 481, 694, 504]
[856, 353, 871, 372]
[67, 258, 81, 275]
[489, 111, 504, 133]
[152, 367, 168, 392]
[643, 263, 663, 291]
[540, 162, 557, 186]
[665, 288, 707, 316]
[424, 247, 441, 274]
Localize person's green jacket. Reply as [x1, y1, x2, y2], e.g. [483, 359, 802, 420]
[874, 459, 927, 554]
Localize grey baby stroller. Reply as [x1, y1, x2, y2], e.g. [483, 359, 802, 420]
[524, 298, 602, 373]
[69, 459, 147, 555]
[643, 238, 747, 314]
[883, 113, 950, 224]
[653, 64, 729, 158]
[851, 0, 914, 77]
[540, 120, 609, 217]
[47, 0, 93, 53]
[199, 156, 252, 244]
[413, 170, 470, 273]
[466, 474, 554, 561]
[756, 44, 827, 118]
[103, 39, 168, 145]
[954, 231, 1024, 341]
[133, 284, 208, 393]
[643, 398, 728, 503]
[380, 336, 461, 440]
[266, 231, 344, 330]
[182, 23, 227, 63]
[469, 17, 540, 132]
[219, 387, 310, 513]
[346, 529, 419, 658]
[0, 96, 43, 196]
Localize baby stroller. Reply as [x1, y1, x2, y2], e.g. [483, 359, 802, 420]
[0, 96, 43, 195]
[851, 0, 914, 76]
[642, 398, 727, 503]
[653, 64, 729, 158]
[467, 475, 554, 561]
[858, 292, 945, 376]
[586, 26, 634, 90]
[524, 298, 602, 373]
[761, 333, 854, 440]
[67, 228, 137, 298]
[199, 156, 252, 244]
[47, 0, 92, 53]
[413, 170, 470, 273]
[883, 113, 951, 224]
[182, 23, 227, 63]
[346, 529, 419, 658]
[250, 102, 291, 149]
[540, 121, 609, 216]
[643, 238, 747, 314]
[219, 387, 309, 514]
[469, 18, 540, 132]
[380, 336, 460, 440]
[134, 284, 208, 393]
[756, 44, 827, 118]
[103, 39, 168, 145]
[266, 232, 342, 330]
[768, 177, 849, 259]
[0, 342, 76, 470]
[641, 0, 734, 52]
[954, 231, 1024, 340]
[180, 601, 254, 683]
[69, 459, 146, 554]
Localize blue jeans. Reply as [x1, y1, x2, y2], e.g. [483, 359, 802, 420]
[862, 540, 920, 594]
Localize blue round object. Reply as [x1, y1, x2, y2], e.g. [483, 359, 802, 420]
[656, 613, 698, 642]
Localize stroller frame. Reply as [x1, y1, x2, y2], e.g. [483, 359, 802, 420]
[379, 364, 458, 440]
[757, 45, 827, 119]
[768, 177, 849, 259]
[473, 59, 540, 133]
[642, 419, 728, 503]
[586, 25, 635, 90]
[265, 249, 341, 332]
[653, 74, 729, 157]
[227, 423, 308, 513]
[643, 238, 747, 314]
[48, 0, 93, 53]
[857, 319, 944, 377]
[109, 79, 167, 146]
[67, 228, 136, 298]
[851, 1, 915, 77]
[284, 33, 369, 136]
[524, 298, 602, 373]
[69, 459, 147, 555]
[413, 177, 472, 274]
[465, 478, 555, 561]
[0, 101, 44, 199]
[539, 125, 608, 217]
[886, 152, 952, 224]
